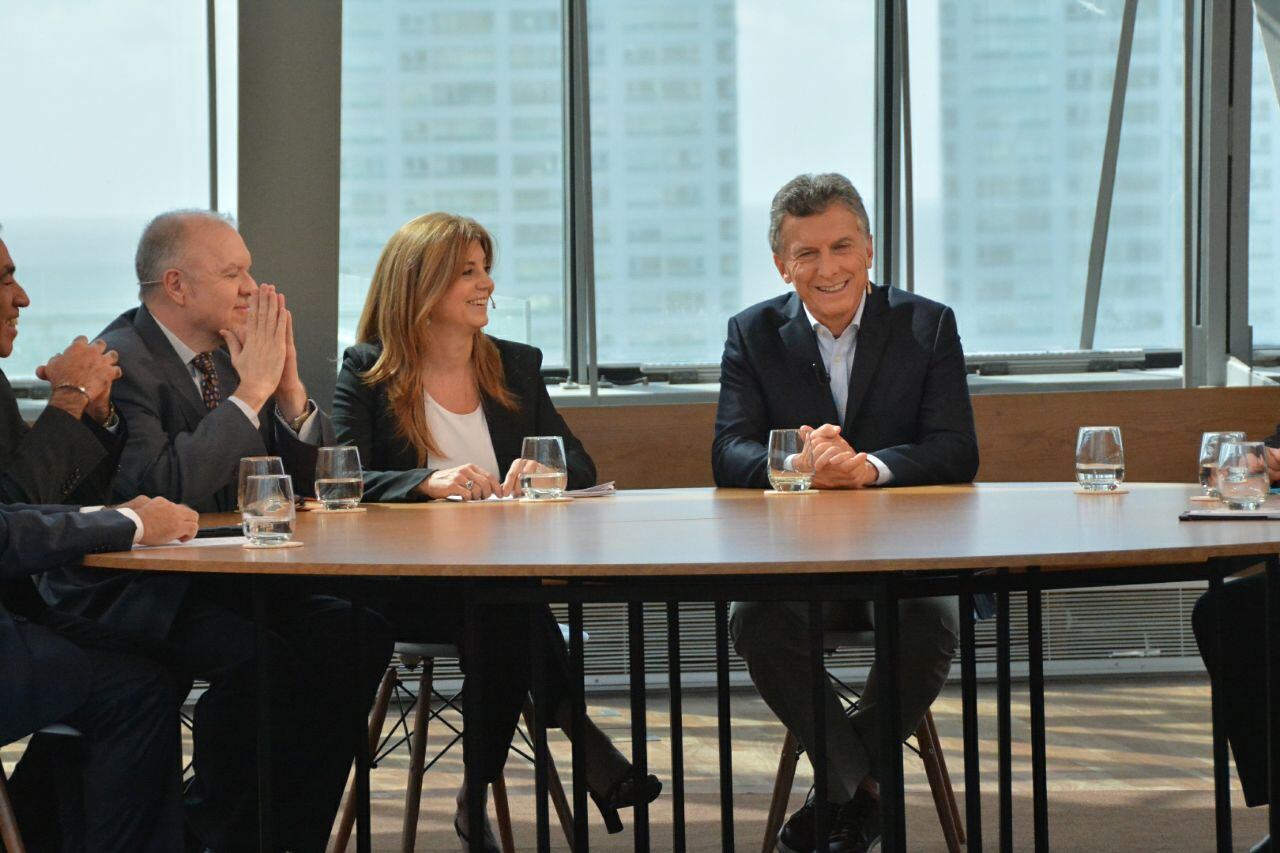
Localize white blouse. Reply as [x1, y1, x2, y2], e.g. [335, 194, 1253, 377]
[424, 393, 501, 476]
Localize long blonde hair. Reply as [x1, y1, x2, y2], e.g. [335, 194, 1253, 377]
[356, 212, 518, 464]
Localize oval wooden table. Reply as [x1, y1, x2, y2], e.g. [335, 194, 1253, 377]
[83, 483, 1280, 853]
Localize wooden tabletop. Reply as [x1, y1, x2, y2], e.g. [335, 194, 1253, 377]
[78, 483, 1280, 578]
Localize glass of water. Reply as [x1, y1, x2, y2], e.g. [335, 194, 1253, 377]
[519, 436, 568, 499]
[1198, 431, 1246, 497]
[315, 446, 364, 509]
[238, 456, 285, 511]
[1215, 440, 1269, 510]
[767, 428, 815, 492]
[1075, 426, 1125, 491]
[241, 474, 296, 545]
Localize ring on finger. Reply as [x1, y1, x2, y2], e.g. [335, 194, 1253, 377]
[464, 479, 474, 490]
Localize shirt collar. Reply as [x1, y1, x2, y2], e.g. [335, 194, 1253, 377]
[151, 313, 202, 366]
[801, 291, 866, 340]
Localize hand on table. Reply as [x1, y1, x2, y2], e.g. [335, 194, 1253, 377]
[501, 458, 543, 498]
[419, 464, 501, 501]
[800, 424, 878, 489]
[133, 497, 199, 544]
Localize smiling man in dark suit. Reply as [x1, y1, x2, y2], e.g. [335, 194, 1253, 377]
[714, 173, 979, 853]
[39, 210, 392, 852]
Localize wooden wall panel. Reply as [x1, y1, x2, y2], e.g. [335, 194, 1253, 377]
[561, 387, 1280, 489]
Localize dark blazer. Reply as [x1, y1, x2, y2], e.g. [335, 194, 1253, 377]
[333, 338, 595, 501]
[0, 368, 124, 506]
[0, 506, 136, 745]
[39, 304, 334, 640]
[713, 286, 979, 489]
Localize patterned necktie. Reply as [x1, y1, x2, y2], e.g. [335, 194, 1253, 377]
[191, 352, 221, 410]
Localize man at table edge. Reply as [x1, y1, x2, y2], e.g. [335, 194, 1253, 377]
[712, 172, 980, 853]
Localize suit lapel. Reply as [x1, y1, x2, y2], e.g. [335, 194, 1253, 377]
[134, 306, 208, 428]
[777, 293, 840, 426]
[843, 286, 891, 433]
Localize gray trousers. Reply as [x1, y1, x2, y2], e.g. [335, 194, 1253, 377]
[730, 596, 959, 804]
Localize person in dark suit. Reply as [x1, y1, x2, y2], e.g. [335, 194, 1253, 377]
[333, 211, 659, 848]
[714, 173, 980, 853]
[39, 210, 393, 852]
[0, 496, 198, 852]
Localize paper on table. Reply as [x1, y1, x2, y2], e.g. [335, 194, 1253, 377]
[445, 481, 617, 503]
[1179, 509, 1280, 520]
[135, 536, 247, 549]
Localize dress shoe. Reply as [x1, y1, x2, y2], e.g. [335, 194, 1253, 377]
[826, 788, 881, 853]
[1250, 836, 1271, 853]
[776, 798, 816, 853]
[453, 811, 500, 853]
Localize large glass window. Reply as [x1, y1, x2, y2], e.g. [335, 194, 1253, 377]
[1249, 7, 1280, 346]
[338, 0, 567, 365]
[907, 1, 1184, 354]
[587, 1, 876, 366]
[0, 2, 218, 380]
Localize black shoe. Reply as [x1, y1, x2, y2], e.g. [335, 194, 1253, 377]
[776, 799, 816, 853]
[827, 789, 881, 853]
[589, 770, 662, 834]
[1250, 836, 1271, 853]
[453, 812, 500, 853]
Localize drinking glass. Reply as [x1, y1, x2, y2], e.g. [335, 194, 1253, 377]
[767, 428, 815, 492]
[238, 456, 285, 511]
[1198, 431, 1246, 497]
[241, 474, 296, 545]
[315, 446, 364, 510]
[1075, 426, 1125, 491]
[1215, 440, 1269, 510]
[519, 436, 568, 499]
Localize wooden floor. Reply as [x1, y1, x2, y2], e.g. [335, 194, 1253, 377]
[3, 674, 1271, 851]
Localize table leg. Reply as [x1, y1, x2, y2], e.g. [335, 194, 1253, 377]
[530, 605, 551, 853]
[463, 592, 486, 853]
[996, 574, 1013, 853]
[875, 579, 905, 853]
[1209, 564, 1233, 853]
[714, 601, 736, 853]
[959, 583, 983, 853]
[1267, 555, 1279, 847]
[810, 599, 829, 845]
[252, 578, 273, 853]
[569, 597, 589, 851]
[1027, 568, 1048, 853]
[352, 596, 371, 853]
[666, 602, 686, 853]
[628, 602, 651, 851]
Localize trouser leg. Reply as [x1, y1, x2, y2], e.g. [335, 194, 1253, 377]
[61, 648, 184, 853]
[1193, 573, 1271, 807]
[847, 596, 960, 781]
[731, 600, 869, 803]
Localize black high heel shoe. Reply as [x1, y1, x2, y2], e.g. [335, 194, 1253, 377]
[588, 771, 663, 834]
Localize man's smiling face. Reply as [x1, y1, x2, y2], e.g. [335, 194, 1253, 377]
[773, 203, 874, 336]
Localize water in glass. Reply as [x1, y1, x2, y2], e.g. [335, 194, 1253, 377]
[1198, 431, 1245, 497]
[1215, 440, 1269, 510]
[242, 474, 296, 544]
[315, 446, 364, 509]
[237, 456, 285, 511]
[1075, 426, 1125, 492]
[767, 428, 814, 492]
[520, 436, 568, 499]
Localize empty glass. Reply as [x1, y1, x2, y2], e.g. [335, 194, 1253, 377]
[315, 446, 364, 510]
[519, 436, 568, 499]
[241, 474, 296, 545]
[767, 428, 816, 492]
[1198, 431, 1246, 497]
[1215, 440, 1269, 510]
[1075, 426, 1125, 491]
[238, 456, 285, 511]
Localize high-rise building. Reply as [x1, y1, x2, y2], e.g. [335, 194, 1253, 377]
[338, 1, 740, 367]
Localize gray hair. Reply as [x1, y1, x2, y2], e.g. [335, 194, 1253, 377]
[768, 173, 870, 254]
[135, 209, 236, 300]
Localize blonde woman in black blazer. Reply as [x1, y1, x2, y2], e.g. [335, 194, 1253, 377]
[333, 212, 658, 849]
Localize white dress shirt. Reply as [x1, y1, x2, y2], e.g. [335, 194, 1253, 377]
[801, 296, 893, 486]
[79, 505, 144, 545]
[152, 316, 320, 439]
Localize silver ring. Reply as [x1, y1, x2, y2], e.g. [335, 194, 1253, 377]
[464, 479, 474, 490]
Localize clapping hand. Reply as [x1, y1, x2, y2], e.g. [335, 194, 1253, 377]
[221, 285, 287, 412]
[799, 424, 878, 489]
[36, 336, 121, 424]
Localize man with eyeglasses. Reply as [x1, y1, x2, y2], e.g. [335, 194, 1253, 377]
[39, 210, 393, 852]
[714, 173, 981, 853]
